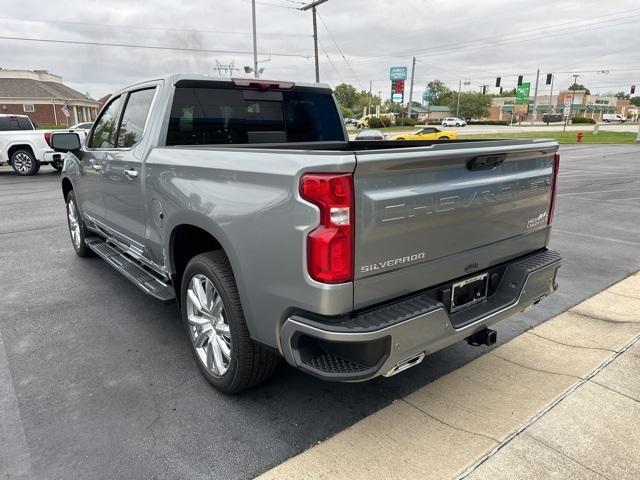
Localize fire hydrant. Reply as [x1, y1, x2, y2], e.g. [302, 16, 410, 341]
[576, 131, 584, 143]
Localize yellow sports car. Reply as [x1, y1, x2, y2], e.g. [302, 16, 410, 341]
[391, 127, 457, 141]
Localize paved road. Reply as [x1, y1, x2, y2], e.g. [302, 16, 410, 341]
[1, 144, 639, 479]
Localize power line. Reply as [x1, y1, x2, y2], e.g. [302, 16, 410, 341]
[0, 16, 310, 37]
[317, 13, 363, 89]
[237, 0, 299, 10]
[331, 9, 640, 67]
[0, 35, 311, 58]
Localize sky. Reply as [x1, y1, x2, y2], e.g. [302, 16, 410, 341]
[1, 0, 639, 100]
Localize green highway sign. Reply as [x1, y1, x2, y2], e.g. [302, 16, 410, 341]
[515, 82, 530, 104]
[389, 66, 408, 80]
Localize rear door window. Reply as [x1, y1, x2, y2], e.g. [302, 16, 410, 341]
[117, 88, 156, 148]
[167, 86, 344, 145]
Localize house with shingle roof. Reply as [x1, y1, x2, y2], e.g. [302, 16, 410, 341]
[0, 69, 100, 126]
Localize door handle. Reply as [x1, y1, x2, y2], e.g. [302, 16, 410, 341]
[123, 169, 139, 179]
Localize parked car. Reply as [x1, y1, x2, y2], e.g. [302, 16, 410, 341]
[70, 122, 93, 132]
[542, 114, 562, 124]
[354, 129, 387, 140]
[391, 127, 456, 141]
[343, 118, 358, 127]
[0, 114, 62, 175]
[52, 75, 561, 394]
[442, 117, 467, 127]
[602, 114, 626, 123]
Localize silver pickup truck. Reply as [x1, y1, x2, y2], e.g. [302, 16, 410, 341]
[52, 75, 561, 394]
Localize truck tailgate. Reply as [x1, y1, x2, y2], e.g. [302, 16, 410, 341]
[352, 140, 558, 309]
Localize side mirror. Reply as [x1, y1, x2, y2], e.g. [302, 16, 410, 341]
[51, 132, 82, 153]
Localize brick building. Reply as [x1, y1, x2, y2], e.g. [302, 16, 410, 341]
[488, 90, 631, 122]
[0, 69, 100, 126]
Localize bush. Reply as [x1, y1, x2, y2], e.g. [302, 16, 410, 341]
[366, 116, 392, 128]
[571, 116, 596, 124]
[35, 123, 68, 130]
[397, 118, 418, 127]
[467, 120, 509, 126]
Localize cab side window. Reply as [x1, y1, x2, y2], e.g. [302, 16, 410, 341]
[117, 88, 156, 148]
[89, 96, 123, 149]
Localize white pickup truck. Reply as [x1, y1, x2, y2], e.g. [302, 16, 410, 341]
[0, 114, 63, 175]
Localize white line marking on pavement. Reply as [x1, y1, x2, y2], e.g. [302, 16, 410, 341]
[553, 229, 640, 247]
[558, 187, 640, 196]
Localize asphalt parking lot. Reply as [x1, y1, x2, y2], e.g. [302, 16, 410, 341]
[1, 144, 639, 480]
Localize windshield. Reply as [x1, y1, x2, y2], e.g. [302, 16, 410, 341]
[167, 86, 345, 145]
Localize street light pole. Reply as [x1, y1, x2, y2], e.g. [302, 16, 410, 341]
[564, 74, 579, 132]
[407, 56, 416, 120]
[531, 69, 540, 126]
[301, 0, 328, 83]
[251, 0, 259, 78]
[456, 80, 462, 117]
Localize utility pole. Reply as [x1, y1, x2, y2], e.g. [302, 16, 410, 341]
[300, 0, 328, 83]
[564, 74, 579, 132]
[548, 73, 555, 115]
[531, 69, 540, 125]
[367, 80, 372, 116]
[407, 56, 416, 120]
[251, 0, 259, 78]
[456, 80, 462, 117]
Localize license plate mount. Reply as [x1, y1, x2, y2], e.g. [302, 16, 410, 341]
[450, 272, 488, 313]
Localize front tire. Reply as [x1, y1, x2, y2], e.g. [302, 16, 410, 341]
[11, 149, 39, 176]
[181, 251, 279, 394]
[439, 136, 450, 140]
[65, 190, 93, 257]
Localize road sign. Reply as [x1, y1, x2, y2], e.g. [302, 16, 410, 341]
[515, 82, 530, 104]
[563, 99, 572, 107]
[389, 66, 408, 80]
[392, 93, 403, 103]
[563, 106, 571, 116]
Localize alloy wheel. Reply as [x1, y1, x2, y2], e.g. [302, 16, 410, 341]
[186, 274, 232, 376]
[67, 200, 81, 249]
[13, 153, 32, 174]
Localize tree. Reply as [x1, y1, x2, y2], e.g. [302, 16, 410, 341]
[630, 96, 640, 107]
[568, 83, 591, 95]
[445, 92, 491, 119]
[615, 91, 631, 100]
[426, 80, 453, 105]
[333, 83, 358, 109]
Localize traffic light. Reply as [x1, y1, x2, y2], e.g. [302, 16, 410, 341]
[495, 77, 501, 87]
[632, 85, 636, 94]
[546, 73, 553, 85]
[517, 75, 523, 86]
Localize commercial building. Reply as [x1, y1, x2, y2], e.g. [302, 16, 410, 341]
[0, 69, 100, 126]
[489, 90, 631, 122]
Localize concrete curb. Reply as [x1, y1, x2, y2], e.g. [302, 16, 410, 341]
[258, 272, 640, 480]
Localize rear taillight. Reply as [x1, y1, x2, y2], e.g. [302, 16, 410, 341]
[548, 153, 560, 224]
[44, 132, 52, 147]
[300, 173, 354, 284]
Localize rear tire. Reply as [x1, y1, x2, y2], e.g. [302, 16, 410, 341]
[65, 190, 93, 257]
[181, 251, 280, 394]
[11, 149, 39, 176]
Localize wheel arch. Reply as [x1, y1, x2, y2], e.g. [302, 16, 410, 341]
[61, 177, 73, 201]
[165, 214, 247, 314]
[7, 143, 35, 161]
